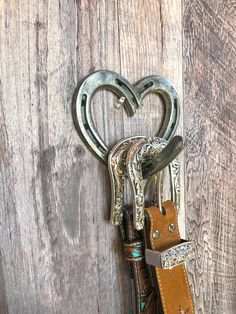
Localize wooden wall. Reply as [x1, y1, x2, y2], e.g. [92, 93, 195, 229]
[0, 0, 235, 313]
[0, 1, 182, 313]
[184, 0, 236, 313]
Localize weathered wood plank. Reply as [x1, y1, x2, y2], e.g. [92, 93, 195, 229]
[117, 0, 185, 234]
[184, 0, 236, 313]
[0, 0, 182, 313]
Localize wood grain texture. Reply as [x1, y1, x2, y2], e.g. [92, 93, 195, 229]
[184, 0, 236, 313]
[0, 0, 183, 313]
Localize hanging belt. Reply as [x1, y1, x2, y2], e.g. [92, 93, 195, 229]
[144, 201, 195, 314]
[120, 207, 157, 313]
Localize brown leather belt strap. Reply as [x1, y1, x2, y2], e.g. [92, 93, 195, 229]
[120, 208, 157, 314]
[144, 201, 195, 314]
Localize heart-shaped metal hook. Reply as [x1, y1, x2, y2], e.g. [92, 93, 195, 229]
[73, 70, 180, 163]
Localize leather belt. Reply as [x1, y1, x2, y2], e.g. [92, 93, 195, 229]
[120, 207, 157, 313]
[144, 201, 195, 314]
[120, 201, 195, 313]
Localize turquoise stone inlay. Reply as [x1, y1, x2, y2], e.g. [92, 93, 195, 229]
[131, 243, 144, 260]
[138, 292, 150, 312]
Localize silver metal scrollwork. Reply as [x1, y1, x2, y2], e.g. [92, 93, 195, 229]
[108, 136, 181, 229]
[126, 137, 180, 230]
[108, 136, 145, 226]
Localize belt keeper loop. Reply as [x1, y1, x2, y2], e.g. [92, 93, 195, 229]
[145, 240, 196, 269]
[123, 241, 145, 262]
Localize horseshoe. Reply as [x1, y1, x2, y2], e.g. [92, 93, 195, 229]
[73, 70, 180, 164]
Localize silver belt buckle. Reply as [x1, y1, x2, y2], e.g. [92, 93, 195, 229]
[145, 240, 196, 270]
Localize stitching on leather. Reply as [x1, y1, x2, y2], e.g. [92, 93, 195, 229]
[147, 203, 194, 314]
[133, 263, 141, 314]
[172, 201, 195, 314]
[182, 265, 195, 314]
[172, 201, 181, 239]
[145, 208, 167, 314]
[156, 268, 167, 314]
[133, 262, 141, 298]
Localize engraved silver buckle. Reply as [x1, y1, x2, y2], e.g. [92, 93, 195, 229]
[145, 240, 196, 270]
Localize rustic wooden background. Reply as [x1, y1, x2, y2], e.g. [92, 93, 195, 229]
[184, 0, 236, 313]
[0, 0, 235, 313]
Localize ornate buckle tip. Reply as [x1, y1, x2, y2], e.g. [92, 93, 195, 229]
[145, 240, 196, 270]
